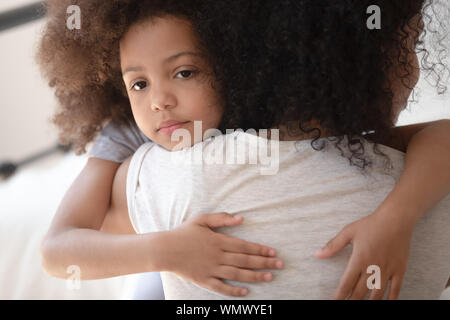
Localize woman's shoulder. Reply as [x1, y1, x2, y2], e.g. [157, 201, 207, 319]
[363, 121, 444, 154]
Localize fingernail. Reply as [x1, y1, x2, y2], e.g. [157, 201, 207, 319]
[264, 273, 272, 281]
[268, 249, 276, 256]
[240, 288, 248, 295]
[276, 260, 283, 269]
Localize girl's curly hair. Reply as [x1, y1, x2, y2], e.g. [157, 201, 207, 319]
[36, 0, 449, 168]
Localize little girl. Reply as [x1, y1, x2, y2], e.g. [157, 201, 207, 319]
[36, 0, 450, 299]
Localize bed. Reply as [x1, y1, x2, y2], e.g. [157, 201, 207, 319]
[0, 151, 135, 299]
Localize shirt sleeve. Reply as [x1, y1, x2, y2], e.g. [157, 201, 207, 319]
[88, 118, 152, 163]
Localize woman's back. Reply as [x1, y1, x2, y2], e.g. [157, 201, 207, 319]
[126, 131, 450, 299]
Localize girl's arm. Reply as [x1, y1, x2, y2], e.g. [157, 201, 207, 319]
[40, 158, 168, 279]
[379, 119, 450, 227]
[316, 119, 450, 299]
[41, 157, 282, 296]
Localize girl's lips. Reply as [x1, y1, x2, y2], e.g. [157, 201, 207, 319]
[158, 121, 190, 135]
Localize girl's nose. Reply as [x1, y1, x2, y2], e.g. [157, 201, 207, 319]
[150, 82, 176, 111]
[150, 103, 173, 111]
[151, 103, 163, 111]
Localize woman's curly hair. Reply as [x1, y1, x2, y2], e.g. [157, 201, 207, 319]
[36, 0, 449, 168]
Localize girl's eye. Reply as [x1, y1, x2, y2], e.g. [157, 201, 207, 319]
[130, 70, 197, 92]
[176, 70, 197, 79]
[131, 81, 147, 91]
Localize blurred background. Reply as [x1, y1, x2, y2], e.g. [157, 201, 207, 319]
[0, 0, 141, 300]
[0, 0, 448, 299]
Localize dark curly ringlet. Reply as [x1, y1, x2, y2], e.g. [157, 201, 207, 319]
[35, 0, 449, 169]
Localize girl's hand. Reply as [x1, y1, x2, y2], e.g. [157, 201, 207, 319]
[162, 212, 284, 297]
[314, 207, 414, 300]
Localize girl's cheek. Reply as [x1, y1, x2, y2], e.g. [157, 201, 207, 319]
[129, 94, 147, 111]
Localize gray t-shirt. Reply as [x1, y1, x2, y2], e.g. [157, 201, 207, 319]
[89, 119, 152, 162]
[126, 131, 450, 300]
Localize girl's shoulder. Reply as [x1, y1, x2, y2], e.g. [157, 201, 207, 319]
[89, 118, 152, 162]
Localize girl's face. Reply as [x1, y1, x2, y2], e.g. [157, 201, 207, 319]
[120, 15, 224, 151]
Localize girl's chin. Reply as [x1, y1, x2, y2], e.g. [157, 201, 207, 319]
[159, 139, 193, 152]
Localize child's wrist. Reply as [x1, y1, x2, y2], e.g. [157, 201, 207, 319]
[374, 199, 420, 232]
[142, 231, 174, 272]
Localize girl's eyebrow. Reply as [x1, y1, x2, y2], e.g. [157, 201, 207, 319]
[165, 51, 203, 63]
[122, 51, 203, 75]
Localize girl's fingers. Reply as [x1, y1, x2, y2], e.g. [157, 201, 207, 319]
[215, 265, 274, 283]
[221, 252, 283, 270]
[386, 275, 404, 300]
[220, 235, 276, 257]
[348, 274, 369, 300]
[368, 277, 389, 300]
[315, 226, 353, 259]
[195, 213, 243, 229]
[333, 258, 361, 299]
[206, 277, 249, 297]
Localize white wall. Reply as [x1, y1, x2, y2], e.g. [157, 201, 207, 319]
[0, 10, 58, 161]
[397, 68, 450, 126]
